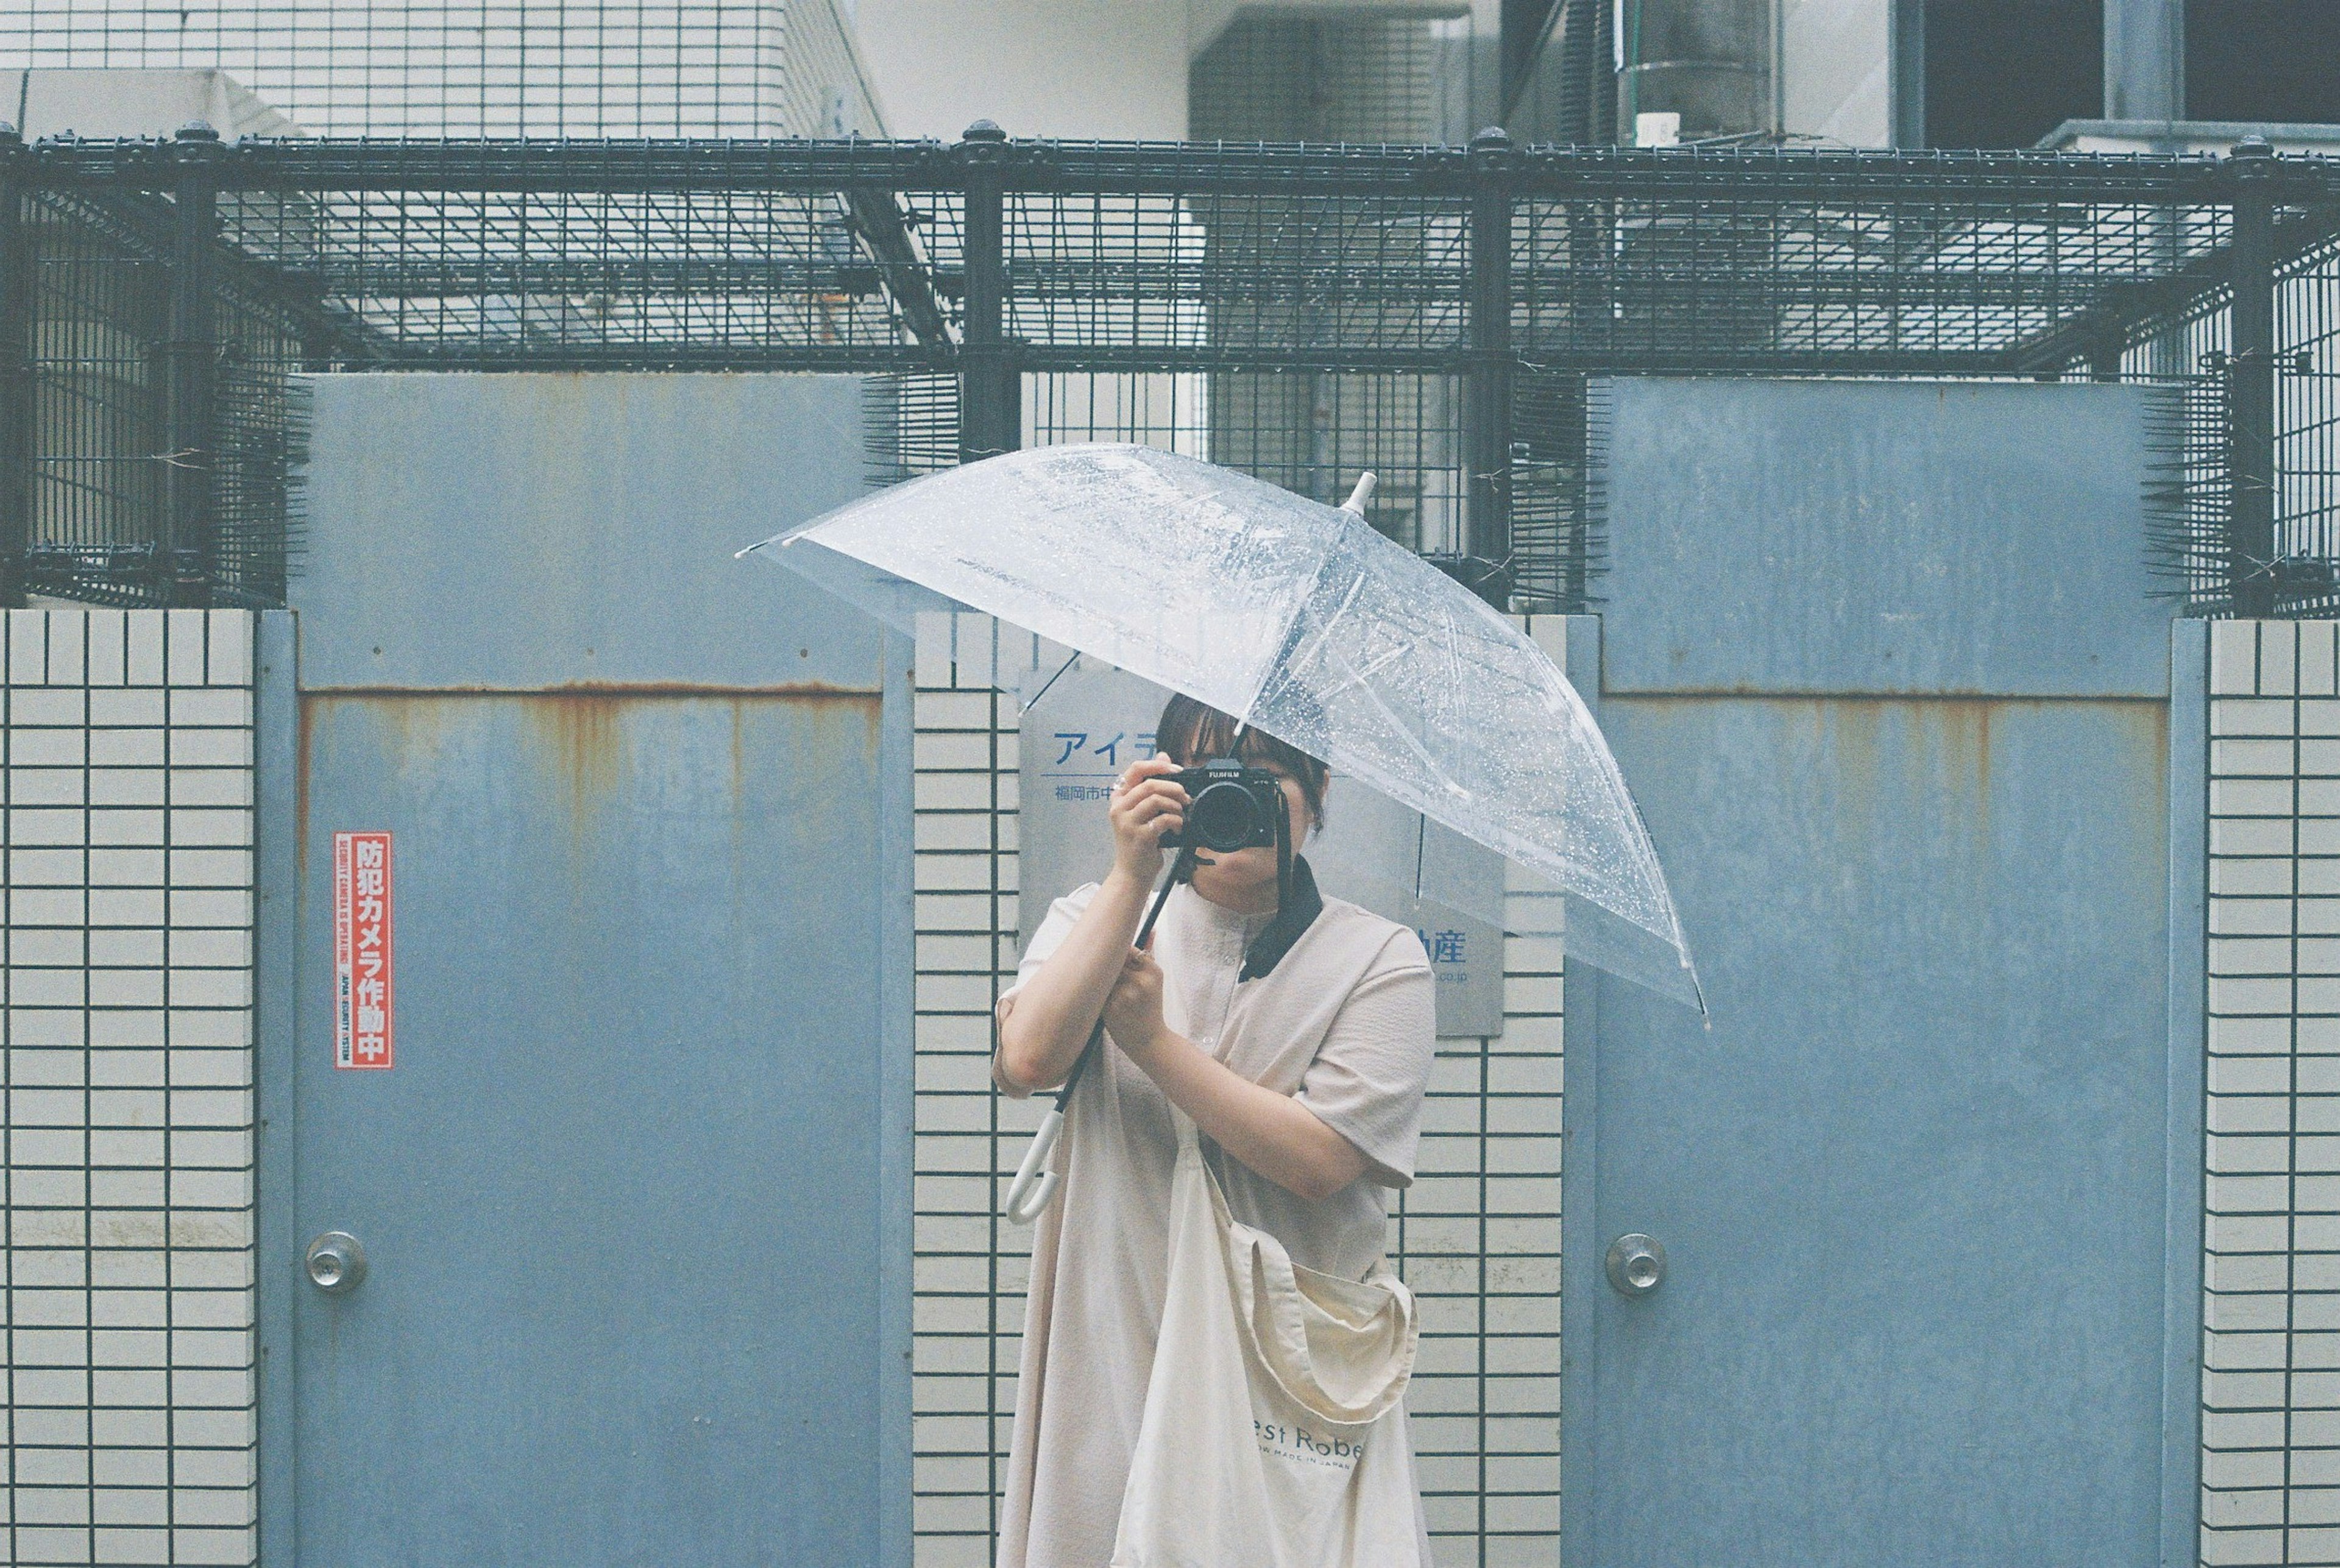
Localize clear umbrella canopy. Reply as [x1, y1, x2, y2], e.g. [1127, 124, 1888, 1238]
[743, 443, 1699, 1009]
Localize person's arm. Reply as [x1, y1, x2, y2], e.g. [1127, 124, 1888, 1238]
[1099, 946, 1369, 1202]
[993, 756, 1188, 1096]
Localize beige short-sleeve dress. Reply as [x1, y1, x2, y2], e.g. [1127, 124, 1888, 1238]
[993, 878, 1438, 1568]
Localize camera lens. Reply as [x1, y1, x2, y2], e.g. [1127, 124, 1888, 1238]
[1187, 780, 1263, 853]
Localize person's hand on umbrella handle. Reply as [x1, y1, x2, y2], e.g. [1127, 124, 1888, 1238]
[1102, 943, 1169, 1065]
[1107, 756, 1186, 883]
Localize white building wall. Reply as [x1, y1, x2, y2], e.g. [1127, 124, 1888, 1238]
[1778, 0, 1893, 146]
[854, 0, 1193, 141]
[4, 610, 260, 1568]
[12, 68, 296, 140]
[852, 0, 1497, 143]
[0, 2, 886, 137]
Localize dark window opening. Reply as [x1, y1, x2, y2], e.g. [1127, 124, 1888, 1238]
[2188, 1, 2340, 124]
[1923, 0, 2103, 147]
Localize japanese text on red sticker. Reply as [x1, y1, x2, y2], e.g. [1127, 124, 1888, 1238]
[333, 831, 395, 1070]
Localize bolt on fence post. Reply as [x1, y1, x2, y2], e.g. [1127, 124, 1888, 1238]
[2227, 135, 2278, 618]
[165, 121, 224, 606]
[0, 124, 29, 608]
[957, 120, 1018, 466]
[1464, 127, 1515, 610]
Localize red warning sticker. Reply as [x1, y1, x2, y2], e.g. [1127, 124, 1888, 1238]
[333, 831, 395, 1070]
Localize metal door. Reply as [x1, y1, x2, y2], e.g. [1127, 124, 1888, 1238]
[257, 374, 912, 1566]
[1561, 380, 2204, 1566]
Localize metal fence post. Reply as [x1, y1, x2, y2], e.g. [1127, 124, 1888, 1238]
[1465, 126, 1514, 609]
[0, 124, 30, 607]
[957, 120, 1018, 466]
[2087, 330, 2126, 383]
[165, 120, 224, 606]
[2228, 135, 2278, 617]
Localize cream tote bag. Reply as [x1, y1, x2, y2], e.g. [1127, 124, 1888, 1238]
[1112, 1115, 1424, 1568]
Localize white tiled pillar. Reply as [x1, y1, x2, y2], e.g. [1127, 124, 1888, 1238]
[906, 618, 1028, 1568]
[2202, 619, 2340, 1566]
[4, 609, 259, 1568]
[904, 613, 1562, 1568]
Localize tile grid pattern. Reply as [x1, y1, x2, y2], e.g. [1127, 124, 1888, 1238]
[907, 614, 1564, 1567]
[4, 609, 259, 1568]
[2204, 619, 2340, 1565]
[14, 605, 2292, 1559]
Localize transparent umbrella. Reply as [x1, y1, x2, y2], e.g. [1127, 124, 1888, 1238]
[740, 442, 1698, 1011]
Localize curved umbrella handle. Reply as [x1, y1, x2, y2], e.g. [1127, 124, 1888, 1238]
[1003, 1107, 1066, 1224]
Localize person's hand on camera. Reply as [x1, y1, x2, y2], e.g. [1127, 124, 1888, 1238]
[1102, 943, 1168, 1062]
[1107, 756, 1186, 883]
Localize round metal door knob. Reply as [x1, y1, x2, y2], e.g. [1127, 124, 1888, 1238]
[305, 1231, 367, 1294]
[1606, 1233, 1665, 1297]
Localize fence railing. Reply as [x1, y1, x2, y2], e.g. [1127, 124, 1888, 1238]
[2, 128, 2338, 612]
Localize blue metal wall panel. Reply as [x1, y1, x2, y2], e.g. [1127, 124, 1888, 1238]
[292, 692, 888, 1564]
[1587, 692, 2171, 1564]
[1567, 379, 2185, 1566]
[1596, 378, 2172, 698]
[294, 372, 886, 692]
[276, 374, 909, 1566]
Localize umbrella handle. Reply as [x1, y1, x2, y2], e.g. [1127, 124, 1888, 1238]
[998, 857, 1188, 1226]
[1004, 1107, 1066, 1224]
[1341, 472, 1377, 514]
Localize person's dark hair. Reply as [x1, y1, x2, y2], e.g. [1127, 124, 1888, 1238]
[1155, 694, 1330, 828]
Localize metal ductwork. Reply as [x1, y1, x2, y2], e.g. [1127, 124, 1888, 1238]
[1505, 0, 1617, 146]
[1615, 0, 1771, 143]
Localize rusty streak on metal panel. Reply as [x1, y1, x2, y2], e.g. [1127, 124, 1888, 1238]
[1616, 692, 2170, 843]
[300, 687, 881, 844]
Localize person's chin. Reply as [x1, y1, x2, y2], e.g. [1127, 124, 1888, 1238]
[1195, 859, 1277, 896]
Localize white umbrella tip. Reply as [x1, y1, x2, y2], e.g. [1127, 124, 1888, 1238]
[1341, 472, 1378, 514]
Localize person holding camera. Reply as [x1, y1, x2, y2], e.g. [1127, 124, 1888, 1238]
[992, 694, 1438, 1568]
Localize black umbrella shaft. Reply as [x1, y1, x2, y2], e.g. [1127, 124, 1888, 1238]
[1051, 851, 1190, 1110]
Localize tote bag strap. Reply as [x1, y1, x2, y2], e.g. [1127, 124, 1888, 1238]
[1172, 1113, 1419, 1426]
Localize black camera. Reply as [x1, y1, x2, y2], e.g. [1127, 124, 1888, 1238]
[1160, 758, 1286, 853]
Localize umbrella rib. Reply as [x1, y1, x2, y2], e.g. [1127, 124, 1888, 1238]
[1322, 642, 1469, 800]
[1021, 649, 1083, 711]
[1306, 636, 1418, 706]
[1267, 569, 1470, 805]
[1247, 569, 1370, 728]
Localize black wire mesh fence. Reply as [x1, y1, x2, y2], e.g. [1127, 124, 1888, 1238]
[20, 187, 166, 598]
[2129, 280, 2236, 609]
[2, 133, 2338, 612]
[9, 163, 312, 606]
[2274, 233, 2340, 616]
